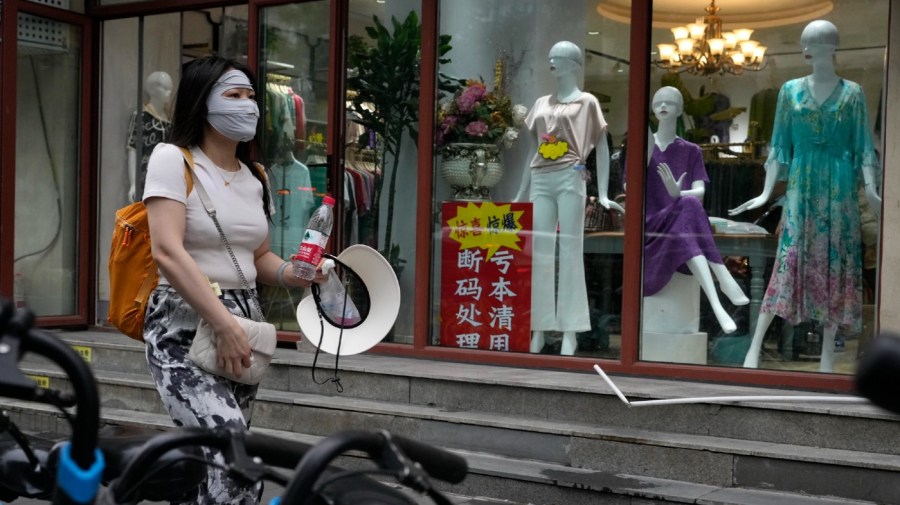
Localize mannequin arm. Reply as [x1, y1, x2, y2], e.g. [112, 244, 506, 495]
[596, 138, 625, 213]
[127, 147, 137, 202]
[728, 157, 780, 216]
[514, 166, 531, 203]
[862, 164, 882, 219]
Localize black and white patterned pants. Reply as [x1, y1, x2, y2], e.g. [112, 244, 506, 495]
[143, 285, 264, 505]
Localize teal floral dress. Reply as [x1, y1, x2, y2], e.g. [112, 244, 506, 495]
[761, 76, 878, 332]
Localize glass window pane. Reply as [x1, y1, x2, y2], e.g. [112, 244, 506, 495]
[96, 8, 247, 325]
[640, 0, 887, 374]
[16, 14, 82, 315]
[257, 2, 331, 331]
[345, 1, 423, 344]
[431, 1, 629, 357]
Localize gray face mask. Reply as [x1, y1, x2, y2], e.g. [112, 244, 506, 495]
[206, 69, 259, 142]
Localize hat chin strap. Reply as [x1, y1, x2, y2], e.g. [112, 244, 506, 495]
[310, 281, 347, 393]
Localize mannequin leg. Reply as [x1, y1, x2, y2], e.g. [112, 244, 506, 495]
[560, 331, 577, 356]
[530, 174, 560, 336]
[743, 312, 777, 368]
[685, 256, 737, 334]
[820, 325, 837, 373]
[709, 263, 749, 306]
[531, 331, 546, 354]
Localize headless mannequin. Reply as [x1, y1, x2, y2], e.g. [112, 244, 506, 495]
[729, 20, 881, 372]
[515, 41, 622, 355]
[128, 71, 173, 201]
[645, 87, 748, 334]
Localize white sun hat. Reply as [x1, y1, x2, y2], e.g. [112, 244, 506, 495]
[296, 244, 400, 355]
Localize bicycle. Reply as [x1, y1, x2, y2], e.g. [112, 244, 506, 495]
[0, 299, 468, 505]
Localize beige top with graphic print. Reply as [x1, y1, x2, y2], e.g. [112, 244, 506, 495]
[525, 92, 607, 173]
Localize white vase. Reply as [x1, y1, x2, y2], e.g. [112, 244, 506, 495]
[440, 142, 504, 200]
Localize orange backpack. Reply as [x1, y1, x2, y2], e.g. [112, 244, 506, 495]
[107, 147, 194, 341]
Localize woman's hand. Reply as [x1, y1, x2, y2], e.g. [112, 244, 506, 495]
[657, 163, 685, 199]
[213, 317, 252, 378]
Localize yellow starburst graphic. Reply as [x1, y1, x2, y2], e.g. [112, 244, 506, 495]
[447, 202, 524, 260]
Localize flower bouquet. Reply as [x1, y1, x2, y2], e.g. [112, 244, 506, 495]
[437, 80, 527, 148]
[436, 61, 528, 200]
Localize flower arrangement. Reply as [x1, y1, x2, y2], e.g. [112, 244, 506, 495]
[437, 60, 527, 148]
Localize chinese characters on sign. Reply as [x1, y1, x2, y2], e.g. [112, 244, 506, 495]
[440, 202, 532, 352]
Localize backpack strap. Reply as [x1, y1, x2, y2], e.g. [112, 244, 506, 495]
[178, 146, 195, 197]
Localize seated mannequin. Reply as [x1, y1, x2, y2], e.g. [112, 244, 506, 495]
[127, 71, 173, 202]
[640, 87, 748, 334]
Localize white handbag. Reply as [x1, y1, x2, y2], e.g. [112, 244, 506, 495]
[183, 160, 277, 385]
[189, 316, 276, 385]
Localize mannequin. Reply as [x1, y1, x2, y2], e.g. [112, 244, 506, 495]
[127, 71, 173, 202]
[729, 20, 881, 372]
[640, 86, 748, 334]
[515, 41, 622, 355]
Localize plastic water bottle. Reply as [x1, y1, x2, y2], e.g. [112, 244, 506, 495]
[291, 196, 336, 281]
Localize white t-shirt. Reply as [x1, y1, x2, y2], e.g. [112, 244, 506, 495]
[525, 92, 607, 173]
[143, 143, 270, 290]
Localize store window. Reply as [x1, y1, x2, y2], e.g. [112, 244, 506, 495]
[344, 0, 423, 344]
[431, 1, 630, 357]
[15, 12, 83, 316]
[256, 1, 330, 331]
[96, 7, 248, 324]
[27, 0, 84, 14]
[638, 0, 888, 374]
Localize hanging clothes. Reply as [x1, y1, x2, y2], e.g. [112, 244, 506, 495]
[268, 158, 315, 259]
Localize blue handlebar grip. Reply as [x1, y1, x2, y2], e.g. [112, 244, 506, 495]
[57, 443, 105, 504]
[269, 497, 281, 505]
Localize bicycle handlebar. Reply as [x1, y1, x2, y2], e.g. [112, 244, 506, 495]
[281, 430, 468, 505]
[0, 302, 103, 505]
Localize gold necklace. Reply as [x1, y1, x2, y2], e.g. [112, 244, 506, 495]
[216, 166, 241, 186]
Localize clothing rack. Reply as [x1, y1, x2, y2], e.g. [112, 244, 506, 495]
[698, 141, 767, 163]
[267, 72, 294, 85]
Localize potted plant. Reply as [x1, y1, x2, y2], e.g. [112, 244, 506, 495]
[346, 12, 455, 269]
[436, 65, 527, 200]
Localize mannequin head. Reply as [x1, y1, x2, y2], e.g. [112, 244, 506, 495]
[145, 71, 173, 103]
[548, 41, 583, 77]
[651, 86, 683, 122]
[800, 20, 838, 66]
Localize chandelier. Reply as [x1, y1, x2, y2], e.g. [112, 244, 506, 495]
[654, 0, 767, 76]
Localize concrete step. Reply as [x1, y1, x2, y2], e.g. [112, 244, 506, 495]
[36, 330, 900, 457]
[13, 364, 900, 504]
[0, 400, 879, 505]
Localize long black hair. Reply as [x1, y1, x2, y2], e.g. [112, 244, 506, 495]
[169, 56, 271, 219]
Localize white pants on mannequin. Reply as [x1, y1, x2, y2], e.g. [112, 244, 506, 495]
[529, 167, 591, 355]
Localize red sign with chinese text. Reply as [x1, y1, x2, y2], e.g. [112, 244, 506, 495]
[440, 202, 532, 352]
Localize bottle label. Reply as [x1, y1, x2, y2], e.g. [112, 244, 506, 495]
[295, 229, 328, 266]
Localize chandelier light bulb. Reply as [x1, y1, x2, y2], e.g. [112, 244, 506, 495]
[671, 26, 690, 40]
[688, 22, 707, 40]
[708, 38, 726, 56]
[723, 32, 738, 50]
[676, 38, 696, 55]
[734, 28, 754, 41]
[657, 43, 677, 62]
[739, 40, 760, 58]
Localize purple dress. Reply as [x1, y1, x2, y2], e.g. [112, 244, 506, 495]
[643, 138, 722, 296]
